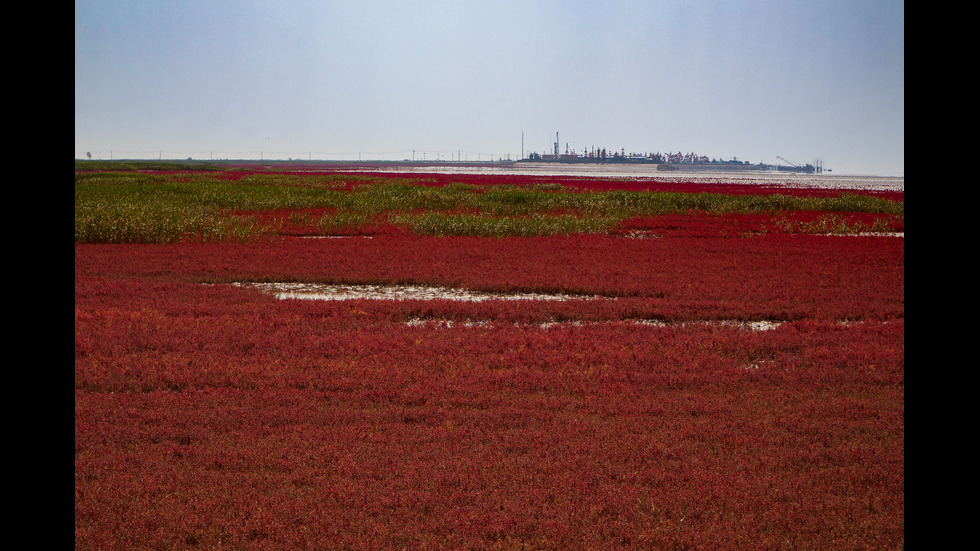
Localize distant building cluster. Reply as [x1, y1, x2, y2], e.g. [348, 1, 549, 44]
[523, 134, 753, 164]
[524, 145, 746, 165]
[665, 151, 709, 164]
[525, 146, 662, 162]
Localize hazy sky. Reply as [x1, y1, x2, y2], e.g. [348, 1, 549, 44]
[75, 0, 904, 176]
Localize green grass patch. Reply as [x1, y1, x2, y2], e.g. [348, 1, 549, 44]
[762, 213, 904, 235]
[389, 212, 620, 237]
[75, 171, 904, 242]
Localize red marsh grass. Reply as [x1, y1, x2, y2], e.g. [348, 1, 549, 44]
[75, 167, 903, 549]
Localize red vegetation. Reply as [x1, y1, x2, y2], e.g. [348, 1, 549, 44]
[76, 233, 904, 322]
[75, 177, 903, 549]
[213, 167, 905, 200]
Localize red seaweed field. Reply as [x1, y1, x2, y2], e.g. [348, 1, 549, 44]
[75, 166, 903, 549]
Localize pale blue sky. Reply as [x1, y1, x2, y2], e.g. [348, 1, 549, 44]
[75, 0, 904, 176]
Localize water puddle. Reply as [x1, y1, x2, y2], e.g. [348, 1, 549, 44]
[404, 318, 784, 331]
[234, 282, 609, 302]
[296, 235, 374, 239]
[229, 282, 856, 332]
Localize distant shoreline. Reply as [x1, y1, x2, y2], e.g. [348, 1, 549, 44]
[74, 158, 903, 191]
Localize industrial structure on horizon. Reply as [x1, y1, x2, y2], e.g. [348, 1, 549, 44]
[522, 132, 825, 173]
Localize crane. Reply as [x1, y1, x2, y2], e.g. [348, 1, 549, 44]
[776, 156, 801, 169]
[775, 156, 820, 174]
[776, 156, 816, 174]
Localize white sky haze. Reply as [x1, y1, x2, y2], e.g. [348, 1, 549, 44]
[75, 0, 904, 176]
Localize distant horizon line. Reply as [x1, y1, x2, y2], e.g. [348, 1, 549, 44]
[72, 157, 903, 179]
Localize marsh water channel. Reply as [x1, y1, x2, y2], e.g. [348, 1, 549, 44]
[233, 282, 608, 302]
[231, 281, 788, 331]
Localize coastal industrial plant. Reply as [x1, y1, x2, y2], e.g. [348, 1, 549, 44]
[523, 132, 826, 174]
